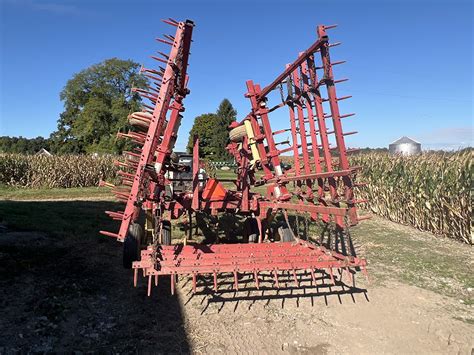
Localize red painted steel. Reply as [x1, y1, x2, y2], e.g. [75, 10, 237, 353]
[100, 21, 369, 296]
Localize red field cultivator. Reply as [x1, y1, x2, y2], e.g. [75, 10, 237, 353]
[100, 19, 369, 296]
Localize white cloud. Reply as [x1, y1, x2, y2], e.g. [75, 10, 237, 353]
[418, 126, 473, 150]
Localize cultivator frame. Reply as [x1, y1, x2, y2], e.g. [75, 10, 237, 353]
[100, 19, 369, 296]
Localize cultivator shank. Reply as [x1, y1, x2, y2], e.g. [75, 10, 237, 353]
[100, 20, 369, 297]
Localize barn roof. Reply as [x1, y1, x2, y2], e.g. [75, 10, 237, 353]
[390, 136, 420, 145]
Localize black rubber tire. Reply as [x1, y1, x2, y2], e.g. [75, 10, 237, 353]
[123, 223, 144, 269]
[161, 220, 172, 246]
[229, 125, 247, 143]
[129, 117, 150, 132]
[244, 217, 259, 243]
[278, 222, 294, 242]
[170, 151, 179, 163]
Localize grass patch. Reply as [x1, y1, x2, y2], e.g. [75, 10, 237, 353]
[0, 185, 112, 201]
[351, 217, 474, 302]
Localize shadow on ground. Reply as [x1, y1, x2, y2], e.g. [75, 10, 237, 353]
[183, 274, 369, 315]
[0, 200, 190, 353]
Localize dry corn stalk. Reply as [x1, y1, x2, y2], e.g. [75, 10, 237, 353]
[0, 154, 118, 188]
[350, 151, 472, 244]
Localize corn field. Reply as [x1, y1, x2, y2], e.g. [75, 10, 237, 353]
[350, 151, 472, 244]
[0, 154, 117, 188]
[1, 151, 472, 244]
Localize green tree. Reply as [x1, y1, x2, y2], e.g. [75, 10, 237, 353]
[187, 99, 237, 160]
[0, 136, 51, 154]
[214, 99, 237, 160]
[187, 113, 222, 158]
[50, 58, 147, 154]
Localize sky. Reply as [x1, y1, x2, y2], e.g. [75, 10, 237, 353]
[0, 0, 472, 151]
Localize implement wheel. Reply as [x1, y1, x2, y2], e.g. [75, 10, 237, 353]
[123, 223, 144, 269]
[229, 125, 247, 143]
[244, 217, 259, 243]
[129, 117, 150, 132]
[278, 222, 294, 242]
[161, 220, 172, 246]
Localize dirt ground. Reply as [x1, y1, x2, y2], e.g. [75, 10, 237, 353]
[180, 278, 472, 354]
[0, 199, 472, 353]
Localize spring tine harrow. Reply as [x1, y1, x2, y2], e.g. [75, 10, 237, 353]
[101, 20, 369, 298]
[132, 241, 367, 295]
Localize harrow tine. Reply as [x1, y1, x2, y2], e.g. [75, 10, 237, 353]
[141, 67, 164, 76]
[254, 270, 260, 290]
[156, 38, 174, 46]
[233, 270, 239, 290]
[213, 272, 218, 292]
[112, 191, 130, 199]
[335, 78, 349, 84]
[148, 86, 161, 94]
[134, 269, 138, 287]
[121, 180, 133, 187]
[143, 73, 163, 82]
[273, 270, 280, 288]
[324, 24, 338, 30]
[155, 275, 159, 286]
[171, 274, 175, 295]
[329, 268, 335, 285]
[118, 170, 135, 179]
[322, 95, 352, 102]
[99, 180, 115, 188]
[337, 95, 352, 101]
[105, 210, 124, 218]
[164, 34, 175, 41]
[192, 273, 197, 293]
[292, 269, 299, 287]
[138, 93, 158, 102]
[158, 51, 169, 59]
[113, 160, 133, 169]
[310, 269, 317, 285]
[147, 275, 152, 296]
[141, 103, 156, 111]
[332, 60, 346, 66]
[316, 60, 345, 70]
[324, 113, 355, 119]
[151, 55, 168, 64]
[329, 42, 342, 48]
[99, 230, 119, 238]
[162, 19, 178, 27]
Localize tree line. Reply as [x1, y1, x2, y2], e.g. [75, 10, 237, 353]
[1, 58, 237, 159]
[1, 57, 406, 159]
[0, 136, 52, 154]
